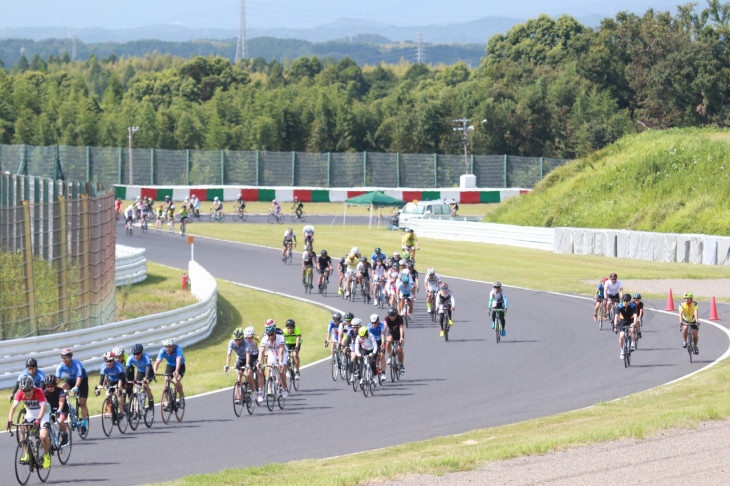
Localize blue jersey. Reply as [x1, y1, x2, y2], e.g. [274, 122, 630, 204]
[99, 361, 126, 382]
[397, 281, 414, 296]
[596, 283, 605, 299]
[327, 320, 341, 339]
[368, 321, 385, 341]
[56, 359, 87, 381]
[157, 345, 185, 366]
[126, 353, 152, 372]
[18, 369, 46, 388]
[371, 252, 386, 265]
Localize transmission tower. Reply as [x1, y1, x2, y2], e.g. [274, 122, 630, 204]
[416, 32, 426, 64]
[72, 34, 77, 60]
[234, 0, 248, 63]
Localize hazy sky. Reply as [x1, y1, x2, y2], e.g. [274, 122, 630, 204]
[2, 0, 689, 29]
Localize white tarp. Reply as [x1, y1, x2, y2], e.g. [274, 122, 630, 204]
[616, 230, 630, 258]
[703, 236, 719, 265]
[690, 236, 704, 264]
[553, 227, 572, 254]
[718, 237, 730, 265]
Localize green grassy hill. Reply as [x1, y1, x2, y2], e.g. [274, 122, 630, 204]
[487, 128, 730, 235]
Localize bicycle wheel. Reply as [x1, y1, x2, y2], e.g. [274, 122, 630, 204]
[101, 397, 114, 437]
[362, 364, 370, 397]
[624, 343, 631, 368]
[245, 387, 256, 415]
[340, 352, 349, 381]
[599, 308, 604, 330]
[233, 382, 244, 417]
[143, 394, 155, 428]
[299, 212, 306, 223]
[35, 437, 50, 482]
[268, 213, 276, 224]
[389, 353, 398, 382]
[117, 398, 129, 434]
[56, 425, 72, 465]
[15, 440, 32, 485]
[688, 334, 694, 363]
[431, 307, 437, 323]
[15, 407, 26, 443]
[128, 393, 140, 431]
[266, 377, 277, 411]
[217, 214, 225, 223]
[240, 211, 248, 222]
[75, 406, 89, 440]
[174, 392, 185, 422]
[444, 318, 450, 342]
[292, 367, 300, 391]
[351, 361, 359, 392]
[160, 389, 173, 424]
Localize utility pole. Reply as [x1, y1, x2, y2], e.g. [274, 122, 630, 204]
[128, 126, 139, 185]
[234, 0, 248, 63]
[452, 118, 486, 174]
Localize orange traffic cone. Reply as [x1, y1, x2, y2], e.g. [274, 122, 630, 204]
[665, 288, 676, 311]
[709, 296, 720, 321]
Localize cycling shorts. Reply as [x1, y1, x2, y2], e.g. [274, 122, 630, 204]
[607, 294, 620, 303]
[385, 327, 401, 341]
[135, 369, 154, 382]
[64, 376, 89, 399]
[285, 343, 300, 352]
[24, 415, 51, 429]
[165, 363, 186, 377]
[682, 320, 699, 330]
[400, 293, 413, 300]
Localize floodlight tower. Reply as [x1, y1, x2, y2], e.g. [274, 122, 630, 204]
[234, 0, 248, 63]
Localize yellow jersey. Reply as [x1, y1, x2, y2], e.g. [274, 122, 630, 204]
[680, 301, 698, 322]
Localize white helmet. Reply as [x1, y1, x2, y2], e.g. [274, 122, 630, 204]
[214, 196, 219, 201]
[369, 314, 379, 323]
[427, 267, 435, 275]
[351, 247, 359, 255]
[112, 345, 125, 356]
[351, 318, 362, 327]
[162, 338, 176, 347]
[243, 326, 255, 338]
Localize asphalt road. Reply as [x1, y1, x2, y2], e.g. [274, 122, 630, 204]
[1, 225, 727, 485]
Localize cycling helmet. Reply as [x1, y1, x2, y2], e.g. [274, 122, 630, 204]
[392, 262, 400, 269]
[287, 228, 293, 233]
[601, 277, 608, 283]
[285, 319, 295, 328]
[407, 228, 414, 233]
[321, 249, 328, 256]
[374, 247, 381, 253]
[25, 358, 38, 368]
[360, 257, 367, 263]
[683, 292, 693, 300]
[332, 312, 342, 321]
[351, 318, 362, 327]
[19, 375, 35, 392]
[265, 324, 277, 335]
[305, 245, 313, 251]
[494, 281, 501, 288]
[159, 204, 164, 209]
[387, 307, 397, 317]
[232, 328, 245, 340]
[103, 351, 116, 362]
[60, 348, 73, 357]
[427, 267, 435, 275]
[132, 343, 144, 354]
[344, 312, 354, 322]
[273, 199, 277, 204]
[406, 261, 414, 268]
[351, 247, 359, 254]
[393, 251, 400, 257]
[633, 293, 642, 299]
[401, 274, 410, 283]
[622, 294, 631, 302]
[376, 257, 383, 263]
[44, 374, 58, 386]
[294, 196, 299, 200]
[348, 253, 355, 259]
[214, 196, 219, 201]
[162, 338, 176, 347]
[244, 326, 255, 338]
[369, 313, 379, 323]
[165, 195, 170, 199]
[610, 273, 618, 279]
[358, 327, 368, 337]
[112, 345, 125, 357]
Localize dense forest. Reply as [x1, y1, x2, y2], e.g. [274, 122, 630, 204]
[1, 2, 730, 159]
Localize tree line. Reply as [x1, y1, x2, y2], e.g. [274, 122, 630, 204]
[1, 2, 729, 160]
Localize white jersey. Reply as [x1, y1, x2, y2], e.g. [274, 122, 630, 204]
[283, 230, 295, 241]
[355, 332, 377, 355]
[373, 265, 386, 281]
[259, 335, 288, 364]
[605, 279, 623, 296]
[424, 273, 442, 292]
[303, 225, 314, 236]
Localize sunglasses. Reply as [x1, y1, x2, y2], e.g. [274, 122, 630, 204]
[45, 384, 56, 388]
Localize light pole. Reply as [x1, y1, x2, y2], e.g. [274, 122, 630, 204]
[452, 118, 486, 174]
[128, 126, 139, 185]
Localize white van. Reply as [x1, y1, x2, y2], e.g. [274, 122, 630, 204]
[397, 200, 451, 227]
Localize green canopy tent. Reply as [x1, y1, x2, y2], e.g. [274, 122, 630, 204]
[343, 191, 406, 229]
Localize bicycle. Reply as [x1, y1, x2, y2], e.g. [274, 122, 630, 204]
[346, 276, 357, 302]
[127, 379, 155, 430]
[261, 364, 286, 411]
[685, 321, 699, 363]
[440, 306, 453, 342]
[303, 267, 313, 294]
[268, 208, 284, 224]
[160, 373, 185, 424]
[597, 299, 608, 330]
[318, 271, 330, 296]
[141, 215, 149, 234]
[124, 220, 133, 236]
[360, 276, 371, 303]
[48, 412, 72, 465]
[290, 210, 306, 223]
[358, 354, 378, 397]
[329, 341, 342, 381]
[63, 391, 89, 440]
[609, 299, 619, 331]
[98, 384, 128, 436]
[429, 292, 438, 323]
[374, 278, 386, 308]
[492, 309, 505, 344]
[208, 208, 225, 223]
[234, 206, 248, 222]
[342, 345, 353, 384]
[621, 325, 633, 368]
[400, 296, 412, 328]
[226, 367, 256, 417]
[388, 340, 402, 382]
[286, 352, 301, 392]
[282, 242, 294, 264]
[9, 422, 50, 484]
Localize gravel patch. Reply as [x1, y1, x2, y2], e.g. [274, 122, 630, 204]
[371, 419, 730, 485]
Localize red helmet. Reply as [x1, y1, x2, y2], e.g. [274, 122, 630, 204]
[60, 348, 73, 357]
[103, 351, 116, 362]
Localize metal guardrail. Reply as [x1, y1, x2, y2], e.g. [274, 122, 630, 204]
[115, 244, 148, 286]
[407, 219, 555, 251]
[0, 259, 216, 389]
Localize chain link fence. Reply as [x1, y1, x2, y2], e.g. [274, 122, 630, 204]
[1, 144, 568, 188]
[0, 173, 115, 339]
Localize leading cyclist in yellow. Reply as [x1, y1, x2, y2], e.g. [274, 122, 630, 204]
[679, 291, 699, 354]
[401, 228, 419, 261]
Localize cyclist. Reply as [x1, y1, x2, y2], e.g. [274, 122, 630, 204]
[338, 312, 355, 353]
[401, 228, 419, 261]
[316, 249, 333, 290]
[633, 293, 644, 339]
[615, 293, 637, 359]
[450, 201, 459, 217]
[166, 202, 176, 231]
[212, 196, 223, 218]
[325, 312, 343, 357]
[125, 343, 155, 411]
[112, 345, 132, 397]
[153, 338, 186, 409]
[7, 375, 51, 469]
[124, 203, 135, 229]
[115, 198, 122, 219]
[489, 282, 507, 336]
[190, 194, 201, 218]
[344, 252, 359, 298]
[397, 274, 414, 317]
[437, 284, 456, 337]
[258, 320, 288, 398]
[43, 374, 69, 445]
[225, 328, 261, 403]
[392, 251, 402, 267]
[283, 319, 302, 380]
[243, 327, 264, 403]
[355, 325, 379, 384]
[95, 351, 126, 417]
[155, 204, 165, 230]
[594, 277, 608, 321]
[424, 267, 442, 314]
[56, 348, 90, 434]
[292, 196, 304, 219]
[302, 245, 316, 287]
[179, 203, 189, 235]
[371, 247, 387, 266]
[282, 227, 297, 260]
[403, 260, 419, 294]
[272, 199, 282, 218]
[337, 254, 347, 295]
[384, 307, 405, 373]
[9, 358, 46, 402]
[605, 273, 623, 324]
[372, 257, 387, 306]
[303, 224, 315, 246]
[368, 314, 387, 382]
[140, 197, 152, 223]
[679, 291, 700, 354]
[235, 194, 246, 215]
[356, 256, 372, 302]
[346, 318, 364, 382]
[386, 261, 401, 307]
